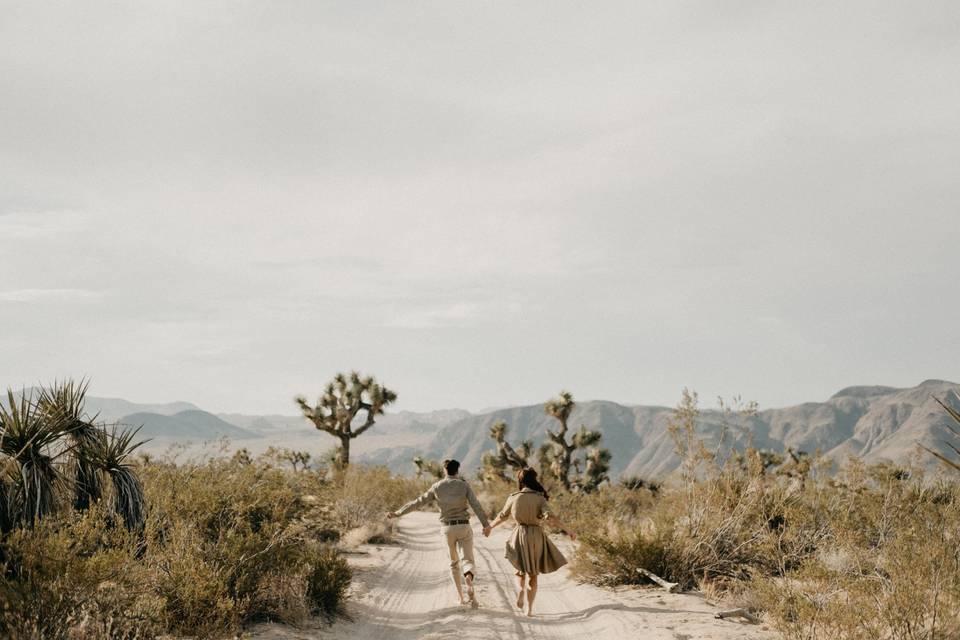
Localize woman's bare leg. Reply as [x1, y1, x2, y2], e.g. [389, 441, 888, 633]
[526, 574, 538, 617]
[515, 572, 526, 609]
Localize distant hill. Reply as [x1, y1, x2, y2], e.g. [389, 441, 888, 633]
[4, 388, 200, 423]
[120, 410, 258, 440]
[217, 408, 470, 435]
[358, 380, 960, 479]
[88, 397, 200, 422]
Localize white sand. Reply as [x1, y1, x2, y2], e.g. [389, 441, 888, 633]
[249, 511, 781, 640]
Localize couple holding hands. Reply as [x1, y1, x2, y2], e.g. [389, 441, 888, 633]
[388, 459, 576, 616]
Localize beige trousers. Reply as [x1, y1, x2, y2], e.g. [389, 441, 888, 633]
[441, 523, 476, 590]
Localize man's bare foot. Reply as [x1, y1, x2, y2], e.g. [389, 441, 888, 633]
[465, 577, 475, 601]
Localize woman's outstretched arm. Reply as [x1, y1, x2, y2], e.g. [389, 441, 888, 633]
[545, 515, 577, 541]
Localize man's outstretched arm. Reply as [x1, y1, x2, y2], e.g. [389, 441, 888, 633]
[465, 483, 491, 531]
[388, 486, 435, 519]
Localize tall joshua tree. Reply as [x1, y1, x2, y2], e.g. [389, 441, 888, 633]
[541, 391, 610, 492]
[542, 391, 578, 490]
[295, 371, 397, 469]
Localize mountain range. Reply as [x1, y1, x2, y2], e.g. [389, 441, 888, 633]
[363, 379, 960, 479]
[6, 380, 959, 478]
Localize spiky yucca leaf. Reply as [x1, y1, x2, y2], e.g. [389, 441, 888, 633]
[921, 396, 960, 472]
[37, 379, 104, 510]
[83, 425, 147, 531]
[0, 464, 12, 533]
[0, 389, 72, 526]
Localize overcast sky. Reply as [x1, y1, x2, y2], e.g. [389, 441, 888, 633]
[2, 1, 958, 415]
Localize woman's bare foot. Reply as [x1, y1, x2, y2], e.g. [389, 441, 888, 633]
[516, 590, 525, 609]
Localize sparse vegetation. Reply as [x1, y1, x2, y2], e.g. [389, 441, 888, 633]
[0, 379, 425, 639]
[567, 390, 960, 639]
[7, 377, 960, 639]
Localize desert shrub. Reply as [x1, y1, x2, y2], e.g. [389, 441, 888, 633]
[571, 448, 960, 638]
[140, 454, 350, 635]
[321, 465, 428, 544]
[0, 449, 358, 639]
[754, 466, 960, 639]
[0, 505, 162, 639]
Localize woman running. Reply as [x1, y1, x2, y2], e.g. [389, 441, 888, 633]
[487, 467, 577, 617]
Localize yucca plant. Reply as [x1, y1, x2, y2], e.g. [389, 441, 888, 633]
[0, 390, 73, 526]
[0, 462, 12, 533]
[922, 396, 960, 472]
[82, 425, 147, 531]
[38, 379, 104, 510]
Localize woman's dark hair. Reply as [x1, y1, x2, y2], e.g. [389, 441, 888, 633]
[443, 459, 460, 476]
[516, 467, 549, 500]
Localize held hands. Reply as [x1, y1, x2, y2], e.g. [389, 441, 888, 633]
[386, 512, 398, 520]
[482, 526, 492, 537]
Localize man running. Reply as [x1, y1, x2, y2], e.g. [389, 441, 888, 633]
[388, 459, 491, 606]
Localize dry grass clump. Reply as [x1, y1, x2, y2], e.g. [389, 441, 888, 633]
[0, 505, 162, 640]
[571, 453, 823, 588]
[569, 391, 960, 639]
[754, 462, 960, 640]
[140, 455, 352, 636]
[321, 465, 429, 545]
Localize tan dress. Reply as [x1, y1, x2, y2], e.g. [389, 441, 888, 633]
[496, 488, 567, 576]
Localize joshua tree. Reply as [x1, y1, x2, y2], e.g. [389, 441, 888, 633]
[481, 421, 531, 482]
[491, 421, 531, 469]
[541, 391, 577, 489]
[541, 391, 610, 492]
[577, 446, 611, 492]
[295, 371, 397, 469]
[412, 456, 444, 480]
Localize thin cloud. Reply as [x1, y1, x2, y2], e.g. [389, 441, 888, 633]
[0, 289, 101, 303]
[383, 303, 482, 330]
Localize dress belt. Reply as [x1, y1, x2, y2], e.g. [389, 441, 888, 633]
[442, 519, 470, 526]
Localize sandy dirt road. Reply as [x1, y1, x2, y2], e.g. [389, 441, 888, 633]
[251, 511, 779, 640]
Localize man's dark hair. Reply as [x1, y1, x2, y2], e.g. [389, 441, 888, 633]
[443, 459, 460, 476]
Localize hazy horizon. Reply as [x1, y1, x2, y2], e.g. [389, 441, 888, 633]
[3, 2, 959, 415]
